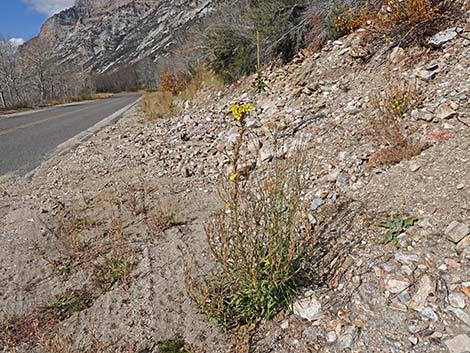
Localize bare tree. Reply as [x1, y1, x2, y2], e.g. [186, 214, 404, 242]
[0, 37, 24, 107]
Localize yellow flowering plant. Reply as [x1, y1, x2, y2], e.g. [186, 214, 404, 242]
[186, 101, 314, 329]
[231, 103, 254, 125]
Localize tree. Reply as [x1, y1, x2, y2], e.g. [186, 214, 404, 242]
[0, 37, 23, 107]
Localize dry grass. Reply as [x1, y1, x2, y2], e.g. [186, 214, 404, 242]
[70, 93, 113, 103]
[0, 311, 51, 349]
[366, 80, 425, 168]
[367, 80, 421, 147]
[140, 91, 177, 120]
[178, 69, 224, 101]
[372, 0, 462, 46]
[36, 332, 138, 353]
[368, 142, 425, 168]
[146, 206, 178, 235]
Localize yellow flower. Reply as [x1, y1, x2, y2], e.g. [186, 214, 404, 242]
[231, 103, 254, 124]
[229, 173, 238, 183]
[263, 258, 270, 267]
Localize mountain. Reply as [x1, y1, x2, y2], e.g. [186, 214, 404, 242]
[29, 0, 215, 74]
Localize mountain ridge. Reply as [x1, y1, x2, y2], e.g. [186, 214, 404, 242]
[28, 0, 215, 74]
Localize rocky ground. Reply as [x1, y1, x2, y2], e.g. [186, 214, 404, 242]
[1, 10, 470, 353]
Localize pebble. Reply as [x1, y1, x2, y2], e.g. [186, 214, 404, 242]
[380, 276, 411, 294]
[420, 307, 439, 321]
[409, 275, 435, 311]
[446, 306, 470, 326]
[337, 326, 359, 350]
[436, 102, 457, 120]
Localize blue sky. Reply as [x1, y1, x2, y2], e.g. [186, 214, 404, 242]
[0, 0, 74, 41]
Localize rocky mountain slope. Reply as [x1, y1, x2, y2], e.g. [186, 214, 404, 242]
[1, 9, 469, 352]
[29, 0, 214, 73]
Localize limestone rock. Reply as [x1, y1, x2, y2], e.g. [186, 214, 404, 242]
[409, 275, 435, 311]
[428, 29, 458, 47]
[445, 221, 469, 244]
[445, 335, 470, 353]
[293, 292, 322, 321]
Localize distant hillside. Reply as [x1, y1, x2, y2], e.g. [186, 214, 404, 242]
[28, 0, 215, 74]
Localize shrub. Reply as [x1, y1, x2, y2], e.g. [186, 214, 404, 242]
[305, 0, 375, 50]
[373, 0, 462, 46]
[204, 25, 255, 83]
[367, 81, 425, 167]
[159, 70, 191, 95]
[187, 104, 314, 329]
[333, 5, 371, 35]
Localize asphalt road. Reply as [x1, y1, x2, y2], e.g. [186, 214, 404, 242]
[0, 93, 141, 176]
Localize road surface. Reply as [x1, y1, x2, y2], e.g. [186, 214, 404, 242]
[0, 93, 141, 176]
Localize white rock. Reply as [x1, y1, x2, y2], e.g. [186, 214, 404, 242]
[420, 307, 438, 321]
[445, 221, 469, 244]
[293, 292, 322, 321]
[445, 334, 470, 353]
[436, 103, 457, 120]
[428, 29, 458, 47]
[449, 292, 466, 309]
[447, 306, 470, 326]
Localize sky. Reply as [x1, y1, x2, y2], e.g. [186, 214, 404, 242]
[0, 0, 74, 43]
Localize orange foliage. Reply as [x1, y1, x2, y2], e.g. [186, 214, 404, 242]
[159, 70, 190, 95]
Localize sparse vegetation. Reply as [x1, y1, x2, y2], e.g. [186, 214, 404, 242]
[373, 0, 462, 46]
[157, 338, 191, 353]
[94, 252, 135, 290]
[146, 206, 178, 235]
[43, 256, 75, 278]
[178, 68, 224, 101]
[367, 80, 425, 168]
[36, 332, 140, 353]
[0, 311, 48, 348]
[140, 91, 177, 120]
[45, 290, 93, 321]
[70, 93, 114, 102]
[204, 25, 255, 83]
[186, 103, 314, 329]
[376, 214, 418, 245]
[252, 31, 268, 94]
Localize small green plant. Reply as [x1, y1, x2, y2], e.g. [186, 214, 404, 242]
[43, 256, 75, 277]
[252, 31, 267, 94]
[187, 103, 314, 329]
[376, 214, 418, 245]
[94, 253, 134, 290]
[157, 338, 191, 353]
[45, 290, 93, 321]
